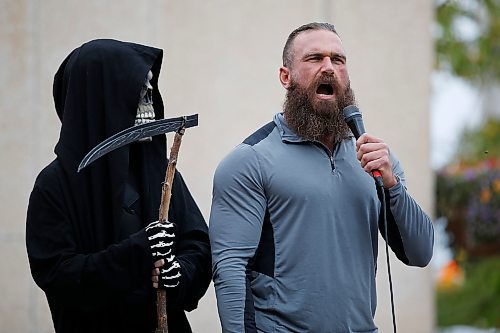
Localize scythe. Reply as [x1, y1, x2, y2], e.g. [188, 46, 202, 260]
[78, 114, 199, 333]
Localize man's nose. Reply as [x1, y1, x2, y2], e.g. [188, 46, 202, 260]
[320, 57, 335, 72]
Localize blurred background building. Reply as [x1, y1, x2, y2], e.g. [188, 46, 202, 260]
[1, 0, 496, 332]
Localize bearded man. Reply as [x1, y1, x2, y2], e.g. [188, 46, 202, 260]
[209, 23, 434, 333]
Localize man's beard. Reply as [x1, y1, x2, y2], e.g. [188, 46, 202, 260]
[283, 74, 356, 144]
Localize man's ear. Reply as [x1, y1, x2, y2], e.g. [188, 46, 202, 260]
[279, 66, 291, 89]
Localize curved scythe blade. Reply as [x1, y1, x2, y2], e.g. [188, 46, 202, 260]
[78, 114, 198, 172]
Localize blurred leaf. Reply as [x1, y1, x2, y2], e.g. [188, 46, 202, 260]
[435, 0, 500, 82]
[457, 117, 500, 162]
[437, 256, 500, 328]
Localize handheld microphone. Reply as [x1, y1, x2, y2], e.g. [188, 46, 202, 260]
[343, 105, 398, 333]
[342, 105, 383, 187]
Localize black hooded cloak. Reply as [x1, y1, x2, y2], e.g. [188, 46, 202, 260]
[26, 39, 211, 333]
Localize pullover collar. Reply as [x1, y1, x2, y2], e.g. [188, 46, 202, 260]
[273, 112, 309, 144]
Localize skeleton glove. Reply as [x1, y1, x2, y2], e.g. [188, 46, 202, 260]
[145, 220, 181, 288]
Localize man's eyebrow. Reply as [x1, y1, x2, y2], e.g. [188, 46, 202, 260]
[302, 52, 346, 60]
[302, 52, 323, 59]
[329, 52, 346, 61]
[334, 53, 347, 61]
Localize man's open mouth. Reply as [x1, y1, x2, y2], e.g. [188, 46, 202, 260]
[316, 83, 334, 95]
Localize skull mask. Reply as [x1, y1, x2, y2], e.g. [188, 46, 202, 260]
[135, 70, 155, 126]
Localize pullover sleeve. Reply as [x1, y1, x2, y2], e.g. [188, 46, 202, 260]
[209, 144, 266, 333]
[380, 156, 434, 267]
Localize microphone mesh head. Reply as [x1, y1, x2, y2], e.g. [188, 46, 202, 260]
[342, 105, 366, 139]
[342, 105, 362, 122]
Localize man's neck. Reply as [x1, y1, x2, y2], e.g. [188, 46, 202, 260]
[317, 134, 335, 154]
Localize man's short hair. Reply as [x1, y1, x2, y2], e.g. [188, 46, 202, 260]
[282, 22, 337, 68]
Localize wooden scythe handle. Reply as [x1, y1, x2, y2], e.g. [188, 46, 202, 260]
[155, 124, 186, 333]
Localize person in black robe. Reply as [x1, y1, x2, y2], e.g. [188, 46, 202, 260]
[26, 39, 211, 333]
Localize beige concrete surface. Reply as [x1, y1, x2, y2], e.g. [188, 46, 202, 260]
[1, 0, 434, 332]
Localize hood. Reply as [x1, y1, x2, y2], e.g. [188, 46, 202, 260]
[51, 39, 167, 249]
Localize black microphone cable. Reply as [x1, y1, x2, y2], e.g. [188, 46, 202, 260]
[375, 177, 397, 333]
[343, 105, 397, 333]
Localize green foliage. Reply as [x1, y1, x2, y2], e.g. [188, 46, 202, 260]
[436, 256, 500, 328]
[435, 0, 500, 82]
[457, 117, 500, 162]
[435, 3, 500, 328]
[435, 119, 500, 328]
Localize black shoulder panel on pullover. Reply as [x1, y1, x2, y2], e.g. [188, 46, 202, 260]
[243, 121, 276, 146]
